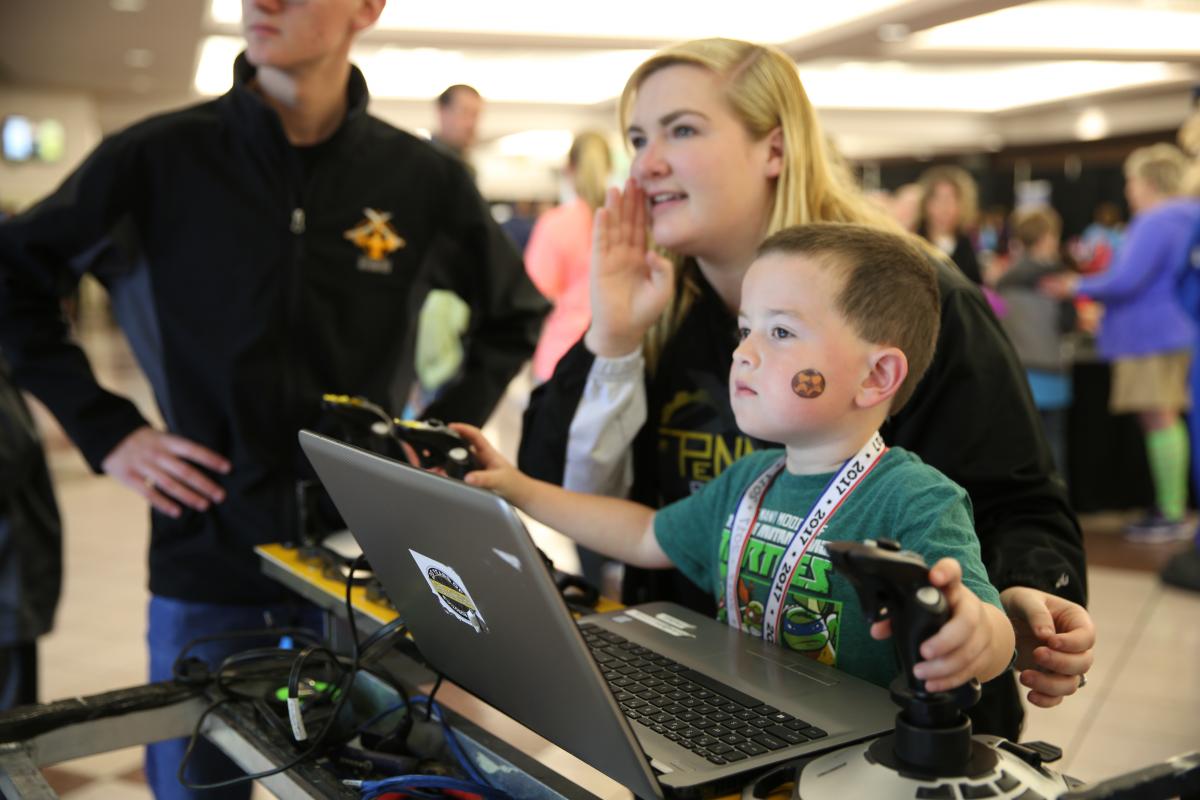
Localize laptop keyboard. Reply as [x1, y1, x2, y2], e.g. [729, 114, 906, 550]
[579, 623, 829, 766]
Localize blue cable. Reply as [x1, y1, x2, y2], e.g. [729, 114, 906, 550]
[348, 695, 506, 796]
[403, 695, 486, 786]
[357, 773, 512, 800]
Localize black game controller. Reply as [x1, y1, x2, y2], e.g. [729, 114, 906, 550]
[825, 538, 981, 773]
[825, 538, 952, 698]
[391, 418, 478, 479]
[319, 394, 479, 479]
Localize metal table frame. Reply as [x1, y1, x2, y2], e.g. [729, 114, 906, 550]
[0, 546, 603, 800]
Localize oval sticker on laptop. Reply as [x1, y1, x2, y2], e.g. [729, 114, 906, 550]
[410, 549, 489, 633]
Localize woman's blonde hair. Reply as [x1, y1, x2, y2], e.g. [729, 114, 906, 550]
[568, 130, 613, 212]
[618, 38, 907, 368]
[916, 164, 980, 232]
[1124, 143, 1189, 197]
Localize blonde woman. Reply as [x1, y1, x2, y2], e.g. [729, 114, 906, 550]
[916, 164, 983, 284]
[518, 39, 1094, 738]
[525, 131, 614, 382]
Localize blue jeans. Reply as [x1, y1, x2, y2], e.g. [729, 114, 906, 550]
[146, 596, 324, 800]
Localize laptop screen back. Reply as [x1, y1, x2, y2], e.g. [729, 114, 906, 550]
[299, 431, 662, 799]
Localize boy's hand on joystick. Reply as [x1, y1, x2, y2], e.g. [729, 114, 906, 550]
[908, 558, 995, 693]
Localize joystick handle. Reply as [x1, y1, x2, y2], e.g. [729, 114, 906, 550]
[825, 539, 948, 696]
[829, 539, 982, 773]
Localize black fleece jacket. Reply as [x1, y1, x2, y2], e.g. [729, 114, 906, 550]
[0, 56, 548, 603]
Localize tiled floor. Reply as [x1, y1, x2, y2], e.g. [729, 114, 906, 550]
[20, 320, 1200, 798]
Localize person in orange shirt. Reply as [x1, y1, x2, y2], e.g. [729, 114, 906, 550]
[525, 131, 613, 383]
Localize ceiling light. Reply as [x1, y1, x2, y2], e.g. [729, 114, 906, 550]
[362, 46, 652, 104]
[208, 0, 907, 45]
[110, 0, 146, 11]
[1074, 108, 1109, 141]
[906, 1, 1200, 56]
[194, 36, 650, 104]
[194, 36, 242, 95]
[798, 60, 1191, 113]
[495, 130, 573, 161]
[209, 0, 240, 24]
[193, 35, 1192, 115]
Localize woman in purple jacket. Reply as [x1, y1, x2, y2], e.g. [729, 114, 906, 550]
[1048, 143, 1200, 541]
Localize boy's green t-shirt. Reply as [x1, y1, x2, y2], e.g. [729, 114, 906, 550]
[653, 446, 1001, 688]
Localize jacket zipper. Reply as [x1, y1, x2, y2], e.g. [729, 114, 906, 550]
[281, 187, 306, 541]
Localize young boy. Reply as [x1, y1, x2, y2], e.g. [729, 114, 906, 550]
[996, 207, 1076, 476]
[455, 223, 1015, 692]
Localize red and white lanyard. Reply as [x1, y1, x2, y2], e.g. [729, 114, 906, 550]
[724, 432, 888, 644]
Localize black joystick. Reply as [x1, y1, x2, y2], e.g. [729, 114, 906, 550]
[826, 538, 952, 698]
[319, 394, 479, 479]
[788, 539, 1073, 800]
[777, 540, 1200, 799]
[391, 418, 479, 479]
[826, 539, 983, 775]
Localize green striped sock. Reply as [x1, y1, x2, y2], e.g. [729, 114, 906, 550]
[1146, 420, 1190, 521]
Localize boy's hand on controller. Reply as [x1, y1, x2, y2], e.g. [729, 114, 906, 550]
[450, 423, 530, 505]
[911, 558, 993, 692]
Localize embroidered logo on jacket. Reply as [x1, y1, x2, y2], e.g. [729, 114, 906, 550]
[344, 208, 405, 274]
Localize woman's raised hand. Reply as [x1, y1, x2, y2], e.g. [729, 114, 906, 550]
[584, 179, 675, 358]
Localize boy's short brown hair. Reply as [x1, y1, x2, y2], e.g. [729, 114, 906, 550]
[1011, 206, 1062, 250]
[756, 223, 940, 412]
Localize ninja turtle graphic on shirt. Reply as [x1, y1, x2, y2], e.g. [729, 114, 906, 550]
[717, 536, 843, 667]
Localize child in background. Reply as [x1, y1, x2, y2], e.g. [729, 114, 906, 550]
[525, 131, 614, 383]
[1074, 203, 1124, 276]
[454, 223, 1015, 691]
[997, 207, 1076, 476]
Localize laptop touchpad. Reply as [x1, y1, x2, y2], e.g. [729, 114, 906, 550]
[742, 649, 839, 689]
[686, 648, 831, 699]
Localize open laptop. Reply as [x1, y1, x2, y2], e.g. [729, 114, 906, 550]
[299, 431, 894, 799]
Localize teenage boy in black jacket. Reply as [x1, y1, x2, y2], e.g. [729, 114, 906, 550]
[0, 1, 547, 796]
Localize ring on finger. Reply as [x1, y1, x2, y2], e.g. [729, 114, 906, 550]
[143, 475, 156, 491]
[1077, 673, 1088, 690]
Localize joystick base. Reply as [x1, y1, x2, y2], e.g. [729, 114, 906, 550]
[795, 735, 1072, 800]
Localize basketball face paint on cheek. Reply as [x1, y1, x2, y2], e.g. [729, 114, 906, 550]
[792, 369, 826, 398]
